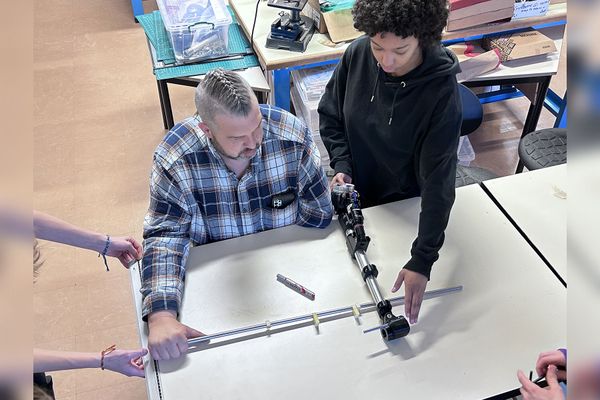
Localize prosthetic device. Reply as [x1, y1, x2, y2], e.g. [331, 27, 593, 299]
[331, 183, 411, 340]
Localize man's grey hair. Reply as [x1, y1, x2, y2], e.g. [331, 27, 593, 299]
[195, 68, 256, 128]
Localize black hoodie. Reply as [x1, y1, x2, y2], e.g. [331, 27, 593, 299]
[318, 36, 462, 279]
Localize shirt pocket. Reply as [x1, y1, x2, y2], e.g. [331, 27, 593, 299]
[267, 201, 298, 229]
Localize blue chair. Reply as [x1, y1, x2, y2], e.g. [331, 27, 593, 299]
[455, 84, 498, 187]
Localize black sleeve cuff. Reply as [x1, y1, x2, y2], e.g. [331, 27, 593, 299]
[402, 255, 433, 280]
[333, 160, 353, 178]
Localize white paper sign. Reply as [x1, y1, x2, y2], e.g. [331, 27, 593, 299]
[513, 0, 550, 19]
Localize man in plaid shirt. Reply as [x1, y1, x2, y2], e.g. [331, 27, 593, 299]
[141, 69, 333, 361]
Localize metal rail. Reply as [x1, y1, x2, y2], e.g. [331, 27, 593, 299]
[188, 285, 462, 346]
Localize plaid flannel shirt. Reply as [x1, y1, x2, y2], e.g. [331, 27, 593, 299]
[141, 104, 333, 319]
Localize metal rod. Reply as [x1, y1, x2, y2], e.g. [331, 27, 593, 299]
[365, 277, 385, 304]
[355, 249, 385, 304]
[355, 250, 369, 268]
[187, 285, 462, 346]
[363, 323, 390, 334]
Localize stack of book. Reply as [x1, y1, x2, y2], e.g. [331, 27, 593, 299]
[447, 0, 515, 32]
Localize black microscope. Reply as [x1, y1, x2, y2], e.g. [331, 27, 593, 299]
[266, 0, 315, 52]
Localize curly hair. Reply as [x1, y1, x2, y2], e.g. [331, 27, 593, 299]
[353, 0, 449, 49]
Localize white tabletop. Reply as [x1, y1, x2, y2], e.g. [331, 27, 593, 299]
[468, 24, 565, 82]
[482, 165, 567, 283]
[131, 184, 566, 400]
[563, 155, 600, 361]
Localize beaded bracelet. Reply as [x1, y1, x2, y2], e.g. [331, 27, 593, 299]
[98, 235, 110, 272]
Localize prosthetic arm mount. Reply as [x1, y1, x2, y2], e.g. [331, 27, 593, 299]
[331, 184, 410, 341]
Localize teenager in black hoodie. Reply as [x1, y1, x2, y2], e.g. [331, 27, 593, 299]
[318, 0, 462, 325]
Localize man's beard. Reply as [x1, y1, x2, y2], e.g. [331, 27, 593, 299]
[212, 138, 260, 161]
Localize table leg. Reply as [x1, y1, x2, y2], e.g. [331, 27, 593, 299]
[156, 80, 168, 130]
[273, 68, 291, 111]
[157, 80, 175, 130]
[515, 76, 552, 173]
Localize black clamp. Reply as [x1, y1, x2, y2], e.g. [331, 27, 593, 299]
[361, 264, 379, 281]
[376, 300, 392, 320]
[375, 300, 410, 340]
[382, 316, 410, 340]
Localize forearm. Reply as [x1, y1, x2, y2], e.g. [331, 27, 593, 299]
[296, 143, 334, 228]
[140, 235, 189, 320]
[408, 171, 456, 277]
[410, 185, 455, 267]
[34, 348, 100, 373]
[34, 211, 106, 252]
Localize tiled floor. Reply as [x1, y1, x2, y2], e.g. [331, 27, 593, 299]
[33, 0, 566, 398]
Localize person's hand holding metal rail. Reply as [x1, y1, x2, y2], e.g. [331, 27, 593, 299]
[147, 310, 205, 360]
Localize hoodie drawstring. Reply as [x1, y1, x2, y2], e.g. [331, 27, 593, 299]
[370, 64, 381, 103]
[389, 81, 405, 125]
[371, 63, 407, 125]
[389, 87, 400, 125]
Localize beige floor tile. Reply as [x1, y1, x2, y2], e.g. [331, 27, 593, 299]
[33, 66, 77, 128]
[35, 336, 78, 398]
[34, 274, 138, 344]
[34, 324, 147, 398]
[71, 323, 146, 394]
[33, 240, 135, 292]
[34, 0, 75, 52]
[34, 284, 85, 344]
[75, 379, 147, 400]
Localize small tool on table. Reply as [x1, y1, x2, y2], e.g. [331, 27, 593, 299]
[277, 273, 315, 301]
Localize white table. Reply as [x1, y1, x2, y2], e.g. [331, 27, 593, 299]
[131, 184, 566, 400]
[482, 164, 567, 284]
[563, 155, 600, 361]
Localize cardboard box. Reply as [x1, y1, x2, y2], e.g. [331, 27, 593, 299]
[447, 7, 513, 31]
[303, 0, 327, 34]
[482, 29, 557, 62]
[302, 0, 362, 43]
[446, 0, 514, 31]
